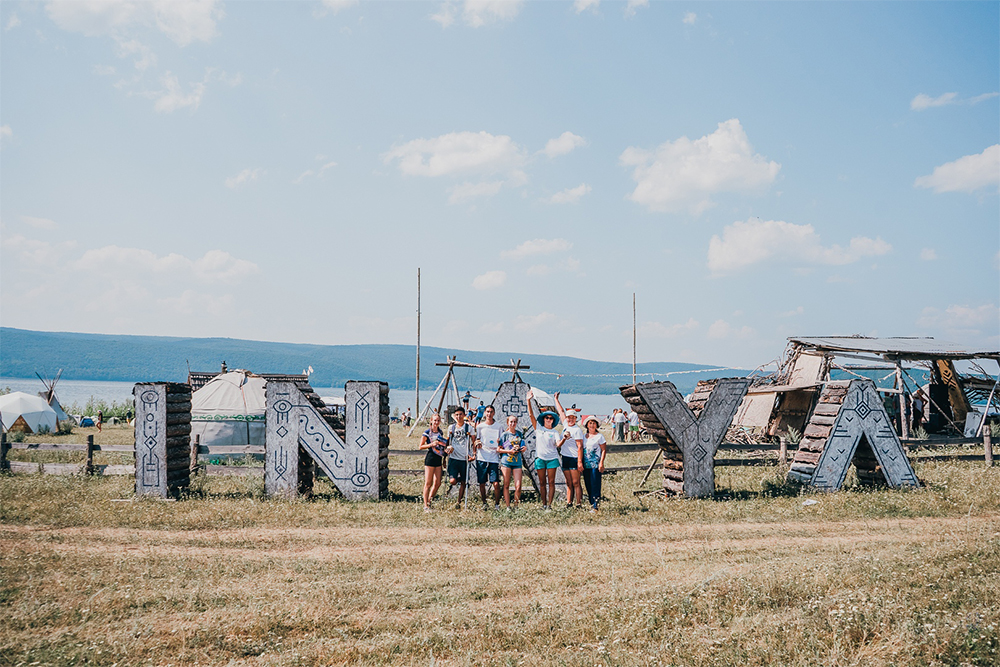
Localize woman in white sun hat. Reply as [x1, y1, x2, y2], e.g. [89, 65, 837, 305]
[554, 392, 584, 509]
[581, 414, 607, 511]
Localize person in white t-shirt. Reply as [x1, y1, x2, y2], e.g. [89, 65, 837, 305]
[581, 415, 607, 511]
[612, 408, 627, 442]
[628, 409, 640, 442]
[445, 407, 475, 509]
[527, 389, 561, 510]
[554, 392, 584, 509]
[474, 405, 502, 509]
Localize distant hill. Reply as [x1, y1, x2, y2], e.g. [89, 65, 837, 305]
[0, 327, 746, 395]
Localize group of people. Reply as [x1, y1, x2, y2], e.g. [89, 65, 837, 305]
[417, 392, 608, 513]
[610, 407, 641, 442]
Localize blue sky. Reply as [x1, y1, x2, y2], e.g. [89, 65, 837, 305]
[1, 0, 997, 369]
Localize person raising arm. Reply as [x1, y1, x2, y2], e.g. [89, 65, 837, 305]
[527, 389, 561, 510]
[554, 392, 584, 509]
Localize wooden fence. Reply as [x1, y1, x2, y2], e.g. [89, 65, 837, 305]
[1, 432, 993, 478]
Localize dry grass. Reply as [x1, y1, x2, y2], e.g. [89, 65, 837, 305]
[2, 425, 999, 666]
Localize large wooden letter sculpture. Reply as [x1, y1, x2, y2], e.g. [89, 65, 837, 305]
[621, 379, 749, 498]
[134, 382, 192, 498]
[788, 379, 919, 490]
[266, 381, 389, 500]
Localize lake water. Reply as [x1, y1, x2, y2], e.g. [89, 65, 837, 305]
[0, 378, 630, 417]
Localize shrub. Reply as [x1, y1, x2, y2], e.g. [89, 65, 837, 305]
[785, 427, 802, 446]
[57, 419, 75, 435]
[912, 426, 930, 440]
[7, 430, 25, 443]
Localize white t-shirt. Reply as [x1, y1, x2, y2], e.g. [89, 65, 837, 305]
[475, 423, 501, 463]
[448, 422, 473, 460]
[534, 425, 561, 461]
[628, 411, 640, 426]
[561, 424, 584, 458]
[613, 411, 627, 424]
[583, 433, 607, 469]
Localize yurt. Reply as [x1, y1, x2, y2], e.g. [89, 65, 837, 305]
[190, 371, 267, 447]
[0, 392, 59, 434]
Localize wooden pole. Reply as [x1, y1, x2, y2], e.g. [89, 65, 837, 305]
[1, 431, 9, 472]
[985, 431, 994, 467]
[778, 436, 788, 464]
[416, 267, 421, 426]
[436, 358, 453, 416]
[85, 435, 95, 475]
[636, 448, 662, 491]
[632, 293, 637, 385]
[407, 372, 450, 437]
[190, 434, 200, 475]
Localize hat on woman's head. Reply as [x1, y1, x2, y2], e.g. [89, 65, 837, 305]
[583, 415, 600, 428]
[564, 408, 580, 419]
[537, 410, 560, 427]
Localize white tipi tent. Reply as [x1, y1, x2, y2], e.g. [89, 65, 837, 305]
[0, 392, 59, 434]
[190, 371, 267, 447]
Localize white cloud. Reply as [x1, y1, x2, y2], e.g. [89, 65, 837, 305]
[637, 318, 698, 338]
[914, 145, 1000, 194]
[707, 218, 891, 275]
[225, 168, 262, 189]
[918, 304, 999, 330]
[321, 0, 359, 14]
[385, 131, 525, 177]
[158, 289, 234, 316]
[620, 119, 780, 213]
[779, 306, 804, 317]
[45, 0, 223, 47]
[682, 11, 697, 25]
[292, 159, 337, 185]
[6, 13, 21, 30]
[76, 246, 258, 284]
[547, 183, 591, 204]
[919, 248, 937, 261]
[543, 131, 586, 158]
[0, 125, 11, 140]
[910, 92, 958, 110]
[21, 215, 57, 230]
[116, 38, 156, 71]
[501, 238, 571, 260]
[292, 170, 314, 185]
[514, 312, 558, 332]
[911, 91, 998, 111]
[472, 270, 507, 290]
[707, 319, 753, 340]
[449, 180, 504, 204]
[574, 0, 600, 14]
[525, 257, 581, 276]
[432, 1, 523, 28]
[625, 0, 649, 18]
[151, 70, 207, 113]
[1, 235, 76, 265]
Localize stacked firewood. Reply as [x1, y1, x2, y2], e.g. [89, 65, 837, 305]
[789, 381, 849, 481]
[164, 383, 193, 494]
[376, 382, 390, 498]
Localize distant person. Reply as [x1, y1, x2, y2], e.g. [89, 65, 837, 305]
[475, 401, 486, 422]
[403, 408, 412, 427]
[462, 390, 474, 411]
[628, 408, 640, 442]
[445, 407, 475, 508]
[419, 414, 447, 511]
[911, 390, 926, 433]
[474, 405, 502, 509]
[97, 410, 103, 433]
[554, 392, 584, 509]
[527, 390, 560, 510]
[613, 408, 627, 442]
[581, 415, 607, 511]
[496, 415, 525, 510]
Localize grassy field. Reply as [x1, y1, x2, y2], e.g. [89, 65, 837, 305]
[2, 424, 999, 666]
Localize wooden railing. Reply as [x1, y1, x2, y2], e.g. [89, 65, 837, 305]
[2, 432, 993, 477]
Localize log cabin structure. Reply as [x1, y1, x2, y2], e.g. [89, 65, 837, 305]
[733, 337, 1000, 442]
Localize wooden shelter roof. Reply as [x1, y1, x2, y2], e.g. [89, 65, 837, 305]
[787, 337, 999, 361]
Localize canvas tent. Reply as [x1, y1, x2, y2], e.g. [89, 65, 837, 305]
[190, 371, 267, 447]
[0, 392, 59, 434]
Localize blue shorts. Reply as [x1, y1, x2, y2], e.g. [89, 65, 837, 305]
[534, 458, 559, 470]
[447, 457, 471, 483]
[476, 461, 500, 484]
